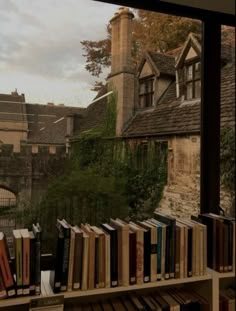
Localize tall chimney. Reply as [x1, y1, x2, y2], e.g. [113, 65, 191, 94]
[108, 7, 137, 136]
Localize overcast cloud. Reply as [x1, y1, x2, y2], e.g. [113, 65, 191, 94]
[0, 0, 119, 107]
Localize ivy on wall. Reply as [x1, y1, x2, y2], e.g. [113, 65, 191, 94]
[220, 127, 235, 192]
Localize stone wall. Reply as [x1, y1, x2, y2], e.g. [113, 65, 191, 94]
[0, 143, 67, 210]
[158, 135, 234, 217]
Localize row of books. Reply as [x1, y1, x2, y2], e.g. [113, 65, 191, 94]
[0, 223, 41, 300]
[220, 287, 235, 311]
[193, 213, 235, 273]
[49, 212, 208, 293]
[65, 288, 210, 311]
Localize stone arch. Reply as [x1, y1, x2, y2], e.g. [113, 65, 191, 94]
[0, 187, 17, 207]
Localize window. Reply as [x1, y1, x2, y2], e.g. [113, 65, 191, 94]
[184, 61, 201, 99]
[137, 143, 148, 169]
[139, 76, 154, 108]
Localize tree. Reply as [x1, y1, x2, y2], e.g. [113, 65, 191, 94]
[81, 10, 201, 81]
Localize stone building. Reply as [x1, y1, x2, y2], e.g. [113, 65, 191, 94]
[0, 92, 85, 208]
[70, 8, 235, 217]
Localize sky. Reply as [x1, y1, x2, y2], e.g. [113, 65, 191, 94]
[0, 0, 119, 107]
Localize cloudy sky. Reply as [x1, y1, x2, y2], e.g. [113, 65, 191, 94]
[0, 0, 119, 107]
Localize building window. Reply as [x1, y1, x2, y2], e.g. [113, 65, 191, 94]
[137, 143, 148, 169]
[184, 61, 201, 100]
[139, 76, 154, 108]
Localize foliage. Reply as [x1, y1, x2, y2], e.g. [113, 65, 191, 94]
[220, 127, 235, 192]
[80, 9, 201, 82]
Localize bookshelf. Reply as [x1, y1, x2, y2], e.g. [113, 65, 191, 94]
[0, 270, 235, 310]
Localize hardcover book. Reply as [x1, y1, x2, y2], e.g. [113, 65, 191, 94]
[154, 212, 176, 279]
[100, 223, 118, 287]
[32, 223, 41, 295]
[20, 228, 30, 295]
[129, 222, 144, 285]
[29, 231, 36, 295]
[72, 226, 83, 290]
[81, 224, 96, 290]
[13, 229, 23, 296]
[110, 219, 129, 286]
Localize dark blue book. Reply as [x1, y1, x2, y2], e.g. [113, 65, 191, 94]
[154, 212, 176, 279]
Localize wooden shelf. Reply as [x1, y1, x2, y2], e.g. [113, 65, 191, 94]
[0, 271, 212, 308]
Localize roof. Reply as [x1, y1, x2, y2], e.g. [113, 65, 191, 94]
[123, 60, 235, 137]
[138, 51, 175, 77]
[74, 86, 108, 134]
[26, 104, 85, 144]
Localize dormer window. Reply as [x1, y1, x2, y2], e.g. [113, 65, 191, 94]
[185, 61, 201, 99]
[139, 76, 154, 108]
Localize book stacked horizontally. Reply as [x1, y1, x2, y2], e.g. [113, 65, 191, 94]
[193, 213, 235, 273]
[49, 213, 208, 293]
[0, 223, 41, 300]
[64, 287, 210, 311]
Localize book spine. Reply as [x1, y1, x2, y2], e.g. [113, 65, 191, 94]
[22, 235, 30, 295]
[29, 237, 36, 295]
[50, 235, 63, 293]
[179, 226, 184, 279]
[15, 236, 23, 295]
[150, 228, 157, 282]
[99, 234, 105, 288]
[105, 234, 110, 288]
[187, 227, 192, 277]
[87, 232, 95, 290]
[110, 231, 118, 287]
[169, 221, 176, 279]
[175, 226, 180, 279]
[121, 228, 129, 286]
[0, 239, 15, 297]
[227, 222, 233, 271]
[81, 237, 89, 291]
[94, 236, 99, 288]
[35, 234, 41, 295]
[143, 230, 150, 283]
[60, 228, 70, 291]
[161, 226, 166, 280]
[67, 229, 75, 291]
[183, 225, 188, 278]
[198, 226, 204, 276]
[72, 232, 82, 290]
[129, 233, 136, 285]
[0, 270, 7, 299]
[156, 226, 162, 280]
[136, 231, 144, 285]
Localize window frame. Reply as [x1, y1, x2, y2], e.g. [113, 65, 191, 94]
[139, 75, 155, 108]
[183, 58, 201, 100]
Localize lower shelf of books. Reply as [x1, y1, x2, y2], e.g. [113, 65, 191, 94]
[1, 270, 235, 310]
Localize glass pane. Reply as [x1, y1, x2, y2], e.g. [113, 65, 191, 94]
[139, 96, 145, 108]
[195, 62, 201, 79]
[139, 82, 145, 94]
[195, 80, 201, 98]
[147, 79, 153, 93]
[186, 83, 193, 99]
[186, 65, 193, 81]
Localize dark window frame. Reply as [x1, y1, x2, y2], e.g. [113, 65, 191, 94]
[183, 58, 201, 100]
[139, 75, 155, 108]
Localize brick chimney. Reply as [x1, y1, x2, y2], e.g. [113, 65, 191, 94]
[108, 7, 137, 136]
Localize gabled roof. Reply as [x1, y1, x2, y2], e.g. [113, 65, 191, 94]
[138, 51, 175, 77]
[175, 33, 201, 69]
